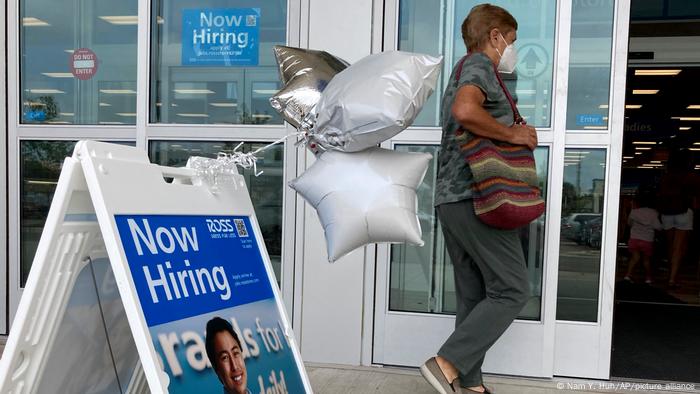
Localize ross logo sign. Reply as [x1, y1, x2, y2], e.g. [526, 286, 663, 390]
[181, 8, 260, 66]
[115, 214, 304, 394]
[70, 48, 98, 80]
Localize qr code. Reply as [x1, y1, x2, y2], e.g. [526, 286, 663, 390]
[234, 219, 249, 237]
[246, 15, 257, 27]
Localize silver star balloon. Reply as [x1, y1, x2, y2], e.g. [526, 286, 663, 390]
[289, 147, 432, 262]
[269, 45, 348, 130]
[308, 51, 443, 152]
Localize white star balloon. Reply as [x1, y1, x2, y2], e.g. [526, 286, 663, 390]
[289, 147, 432, 262]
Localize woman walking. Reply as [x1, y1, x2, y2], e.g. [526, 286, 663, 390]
[420, 4, 537, 394]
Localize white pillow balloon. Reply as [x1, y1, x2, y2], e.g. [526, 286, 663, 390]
[308, 51, 443, 152]
[289, 147, 432, 262]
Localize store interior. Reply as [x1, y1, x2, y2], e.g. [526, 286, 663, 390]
[610, 0, 700, 383]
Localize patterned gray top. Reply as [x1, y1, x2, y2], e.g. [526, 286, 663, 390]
[434, 52, 515, 207]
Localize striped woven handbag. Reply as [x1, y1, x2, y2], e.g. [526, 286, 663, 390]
[454, 55, 545, 230]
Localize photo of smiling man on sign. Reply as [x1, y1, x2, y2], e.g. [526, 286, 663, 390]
[206, 317, 250, 394]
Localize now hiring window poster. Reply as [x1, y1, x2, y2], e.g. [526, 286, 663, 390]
[114, 214, 305, 394]
[181, 8, 260, 66]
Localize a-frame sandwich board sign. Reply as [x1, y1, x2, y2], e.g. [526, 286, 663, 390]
[0, 140, 312, 394]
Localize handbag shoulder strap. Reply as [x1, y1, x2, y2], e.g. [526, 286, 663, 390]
[454, 53, 524, 125]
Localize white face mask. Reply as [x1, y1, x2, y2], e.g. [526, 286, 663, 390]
[495, 33, 517, 74]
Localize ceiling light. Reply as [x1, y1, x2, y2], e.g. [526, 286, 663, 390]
[176, 113, 210, 117]
[680, 127, 691, 131]
[650, 160, 661, 163]
[116, 113, 137, 117]
[100, 89, 136, 94]
[637, 166, 655, 169]
[632, 141, 656, 145]
[623, 156, 634, 159]
[26, 179, 59, 185]
[252, 89, 278, 95]
[173, 89, 215, 94]
[210, 102, 238, 107]
[27, 88, 64, 94]
[687, 105, 700, 109]
[632, 89, 659, 95]
[635, 152, 643, 155]
[41, 72, 73, 78]
[99, 102, 111, 107]
[635, 69, 681, 76]
[672, 117, 700, 121]
[598, 104, 609, 109]
[626, 105, 642, 109]
[23, 17, 50, 26]
[635, 147, 652, 150]
[99, 15, 138, 25]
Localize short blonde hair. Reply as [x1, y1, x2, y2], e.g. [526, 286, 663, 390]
[462, 4, 517, 52]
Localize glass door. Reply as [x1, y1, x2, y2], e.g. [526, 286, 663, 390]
[372, 0, 631, 379]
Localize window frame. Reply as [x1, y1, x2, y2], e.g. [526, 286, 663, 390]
[7, 0, 304, 331]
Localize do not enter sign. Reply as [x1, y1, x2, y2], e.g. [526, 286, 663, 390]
[70, 48, 98, 80]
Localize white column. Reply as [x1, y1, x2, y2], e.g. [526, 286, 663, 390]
[0, 0, 7, 335]
[297, 0, 374, 365]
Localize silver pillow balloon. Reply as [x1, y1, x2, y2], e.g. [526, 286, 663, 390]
[308, 51, 443, 152]
[289, 147, 431, 262]
[269, 45, 348, 129]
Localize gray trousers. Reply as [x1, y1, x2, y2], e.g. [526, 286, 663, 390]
[436, 200, 530, 387]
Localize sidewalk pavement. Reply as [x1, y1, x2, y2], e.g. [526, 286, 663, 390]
[305, 363, 699, 394]
[0, 338, 696, 394]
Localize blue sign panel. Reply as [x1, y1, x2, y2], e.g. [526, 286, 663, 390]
[181, 8, 260, 66]
[576, 114, 605, 127]
[115, 214, 305, 394]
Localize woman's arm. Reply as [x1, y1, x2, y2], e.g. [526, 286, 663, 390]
[452, 85, 538, 150]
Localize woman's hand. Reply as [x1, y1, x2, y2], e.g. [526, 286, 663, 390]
[508, 124, 537, 150]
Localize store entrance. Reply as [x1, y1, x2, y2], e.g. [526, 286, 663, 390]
[612, 6, 700, 382]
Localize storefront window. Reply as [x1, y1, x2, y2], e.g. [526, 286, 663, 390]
[150, 1, 287, 124]
[20, 0, 138, 125]
[565, 0, 615, 130]
[148, 141, 284, 282]
[398, 0, 556, 128]
[20, 141, 76, 286]
[19, 141, 135, 287]
[389, 145, 548, 320]
[557, 149, 607, 321]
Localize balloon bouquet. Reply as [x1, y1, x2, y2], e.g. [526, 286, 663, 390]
[270, 46, 443, 262]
